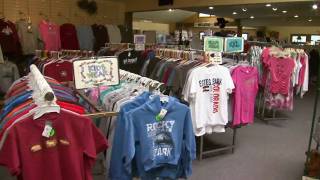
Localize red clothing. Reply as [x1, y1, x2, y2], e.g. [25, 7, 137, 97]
[60, 23, 79, 50]
[269, 56, 295, 95]
[43, 61, 74, 82]
[0, 19, 21, 55]
[39, 20, 61, 51]
[57, 101, 85, 114]
[0, 110, 108, 180]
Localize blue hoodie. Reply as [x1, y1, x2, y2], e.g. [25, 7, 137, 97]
[123, 95, 196, 179]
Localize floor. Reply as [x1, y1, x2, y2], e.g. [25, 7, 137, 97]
[0, 88, 317, 180]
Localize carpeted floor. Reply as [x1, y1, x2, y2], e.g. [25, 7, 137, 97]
[0, 88, 317, 180]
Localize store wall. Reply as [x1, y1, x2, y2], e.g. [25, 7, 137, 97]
[266, 26, 320, 41]
[0, 0, 125, 25]
[133, 21, 170, 34]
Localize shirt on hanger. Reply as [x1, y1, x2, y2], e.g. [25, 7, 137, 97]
[43, 60, 74, 82]
[60, 23, 79, 50]
[76, 25, 94, 51]
[16, 20, 39, 55]
[39, 20, 61, 51]
[0, 19, 21, 55]
[118, 50, 144, 74]
[91, 24, 109, 52]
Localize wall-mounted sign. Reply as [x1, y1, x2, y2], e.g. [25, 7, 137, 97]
[224, 37, 244, 53]
[73, 57, 119, 89]
[204, 36, 224, 52]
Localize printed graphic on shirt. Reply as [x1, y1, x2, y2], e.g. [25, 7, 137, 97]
[123, 57, 138, 65]
[198, 78, 222, 113]
[146, 120, 175, 158]
[2, 26, 13, 36]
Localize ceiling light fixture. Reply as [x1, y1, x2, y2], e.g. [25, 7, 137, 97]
[232, 11, 238, 15]
[209, 6, 214, 9]
[294, 15, 299, 18]
[308, 19, 313, 22]
[242, 8, 247, 12]
[250, 16, 255, 19]
[168, 9, 173, 12]
[272, 7, 278, 11]
[282, 10, 287, 13]
[266, 4, 272, 7]
[313, 4, 318, 10]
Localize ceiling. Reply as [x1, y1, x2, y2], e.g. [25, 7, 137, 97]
[133, 9, 196, 23]
[133, 1, 320, 26]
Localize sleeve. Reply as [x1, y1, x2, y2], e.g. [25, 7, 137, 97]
[183, 109, 196, 177]
[183, 69, 198, 101]
[231, 68, 238, 93]
[122, 112, 136, 175]
[225, 68, 235, 93]
[109, 110, 132, 180]
[0, 128, 21, 176]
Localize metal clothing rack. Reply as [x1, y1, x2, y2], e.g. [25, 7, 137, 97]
[198, 127, 237, 161]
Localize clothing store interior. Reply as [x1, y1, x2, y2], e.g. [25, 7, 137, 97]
[0, 0, 320, 179]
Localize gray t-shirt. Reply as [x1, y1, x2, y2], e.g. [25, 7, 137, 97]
[76, 25, 95, 51]
[16, 20, 40, 55]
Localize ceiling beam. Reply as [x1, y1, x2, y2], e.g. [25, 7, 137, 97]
[124, 0, 313, 12]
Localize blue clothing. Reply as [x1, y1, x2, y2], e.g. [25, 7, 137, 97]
[124, 95, 196, 178]
[0, 91, 32, 120]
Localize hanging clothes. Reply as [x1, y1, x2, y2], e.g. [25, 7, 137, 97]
[0, 61, 20, 95]
[0, 19, 21, 55]
[91, 24, 109, 52]
[76, 25, 94, 51]
[39, 20, 61, 51]
[16, 19, 39, 55]
[60, 23, 79, 50]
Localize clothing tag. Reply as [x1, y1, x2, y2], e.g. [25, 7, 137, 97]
[160, 96, 169, 103]
[208, 52, 222, 65]
[156, 109, 167, 122]
[42, 121, 55, 138]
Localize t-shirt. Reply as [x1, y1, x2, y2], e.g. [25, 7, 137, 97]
[43, 61, 73, 82]
[16, 20, 39, 55]
[118, 50, 144, 74]
[76, 25, 94, 51]
[232, 66, 259, 126]
[60, 23, 79, 50]
[0, 61, 20, 94]
[186, 65, 234, 136]
[91, 24, 109, 52]
[0, 110, 108, 180]
[39, 20, 61, 51]
[268, 56, 295, 95]
[0, 19, 21, 55]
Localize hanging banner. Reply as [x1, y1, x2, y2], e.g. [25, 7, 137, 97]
[204, 36, 224, 52]
[73, 57, 119, 89]
[224, 37, 244, 53]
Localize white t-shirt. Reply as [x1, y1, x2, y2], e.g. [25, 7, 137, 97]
[184, 65, 234, 136]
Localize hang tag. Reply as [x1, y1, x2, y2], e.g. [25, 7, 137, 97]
[156, 109, 167, 122]
[160, 96, 169, 103]
[42, 121, 55, 138]
[208, 52, 222, 65]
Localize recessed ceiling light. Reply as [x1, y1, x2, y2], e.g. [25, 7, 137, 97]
[232, 12, 238, 15]
[250, 16, 255, 19]
[266, 4, 272, 7]
[209, 6, 214, 9]
[242, 8, 248, 12]
[308, 19, 313, 22]
[282, 10, 287, 13]
[294, 15, 299, 18]
[312, 4, 318, 10]
[168, 9, 173, 12]
[272, 7, 278, 11]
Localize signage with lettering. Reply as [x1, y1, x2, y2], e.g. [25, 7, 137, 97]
[224, 37, 244, 53]
[134, 34, 146, 44]
[204, 36, 224, 52]
[208, 52, 223, 65]
[73, 57, 119, 89]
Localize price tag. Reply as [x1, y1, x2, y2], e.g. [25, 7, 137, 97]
[42, 121, 55, 138]
[208, 52, 223, 65]
[224, 37, 244, 53]
[204, 36, 224, 52]
[156, 109, 168, 122]
[135, 44, 145, 51]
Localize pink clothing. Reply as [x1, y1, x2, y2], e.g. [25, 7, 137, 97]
[89, 86, 109, 103]
[232, 66, 259, 126]
[268, 56, 295, 95]
[39, 20, 61, 51]
[298, 55, 306, 86]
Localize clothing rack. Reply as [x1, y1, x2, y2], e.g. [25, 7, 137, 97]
[35, 49, 95, 59]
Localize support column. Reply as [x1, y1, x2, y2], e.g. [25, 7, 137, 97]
[124, 12, 133, 43]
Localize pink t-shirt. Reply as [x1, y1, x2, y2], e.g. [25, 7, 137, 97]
[39, 20, 61, 51]
[268, 56, 295, 95]
[232, 66, 259, 126]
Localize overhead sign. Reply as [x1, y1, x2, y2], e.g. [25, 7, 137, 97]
[204, 36, 224, 52]
[73, 57, 119, 89]
[224, 37, 244, 53]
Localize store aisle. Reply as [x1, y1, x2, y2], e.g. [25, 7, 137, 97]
[0, 89, 315, 180]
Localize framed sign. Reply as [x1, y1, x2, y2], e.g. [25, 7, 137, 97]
[73, 57, 119, 89]
[224, 37, 244, 53]
[204, 36, 224, 52]
[134, 34, 146, 44]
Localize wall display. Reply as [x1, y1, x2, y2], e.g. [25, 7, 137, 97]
[73, 57, 119, 89]
[204, 36, 224, 52]
[224, 37, 244, 53]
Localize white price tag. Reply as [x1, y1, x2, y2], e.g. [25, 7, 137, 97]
[156, 108, 168, 121]
[135, 44, 145, 51]
[42, 124, 53, 138]
[208, 52, 222, 65]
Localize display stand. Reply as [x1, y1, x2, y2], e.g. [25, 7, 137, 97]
[198, 127, 237, 161]
[304, 61, 320, 178]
